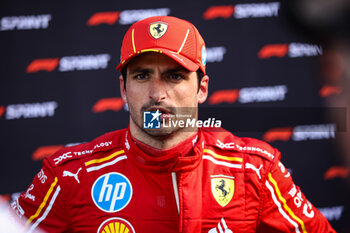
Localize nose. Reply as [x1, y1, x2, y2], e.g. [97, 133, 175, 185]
[148, 77, 167, 102]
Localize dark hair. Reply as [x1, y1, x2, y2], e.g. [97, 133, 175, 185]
[121, 66, 205, 92]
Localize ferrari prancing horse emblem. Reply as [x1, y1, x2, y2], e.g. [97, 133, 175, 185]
[211, 175, 235, 207]
[149, 22, 168, 39]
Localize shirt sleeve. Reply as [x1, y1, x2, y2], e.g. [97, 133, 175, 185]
[11, 158, 71, 233]
[259, 160, 336, 233]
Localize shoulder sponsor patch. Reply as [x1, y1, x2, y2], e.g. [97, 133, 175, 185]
[91, 172, 132, 213]
[97, 217, 135, 233]
[51, 141, 114, 166]
[216, 138, 275, 160]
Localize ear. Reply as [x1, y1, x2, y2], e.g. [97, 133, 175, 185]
[119, 75, 127, 104]
[198, 75, 209, 104]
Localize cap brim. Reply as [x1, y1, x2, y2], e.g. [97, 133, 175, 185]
[116, 48, 199, 72]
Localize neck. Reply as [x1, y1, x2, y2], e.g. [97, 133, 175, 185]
[129, 118, 197, 150]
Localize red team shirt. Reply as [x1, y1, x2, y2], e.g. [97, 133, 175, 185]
[12, 128, 335, 232]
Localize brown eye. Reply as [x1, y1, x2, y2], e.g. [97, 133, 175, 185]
[168, 73, 184, 81]
[133, 73, 149, 80]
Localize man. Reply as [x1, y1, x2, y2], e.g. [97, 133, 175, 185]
[11, 16, 335, 233]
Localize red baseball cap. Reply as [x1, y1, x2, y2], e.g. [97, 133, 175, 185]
[116, 16, 207, 74]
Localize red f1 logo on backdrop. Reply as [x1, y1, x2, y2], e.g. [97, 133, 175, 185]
[203, 2, 280, 20]
[319, 85, 342, 97]
[262, 127, 294, 142]
[92, 98, 124, 113]
[26, 54, 111, 73]
[318, 50, 344, 97]
[203, 6, 235, 20]
[324, 166, 350, 180]
[258, 44, 289, 59]
[26, 58, 60, 73]
[0, 106, 5, 118]
[258, 43, 322, 59]
[208, 89, 239, 105]
[262, 124, 336, 143]
[32, 145, 64, 160]
[87, 12, 120, 26]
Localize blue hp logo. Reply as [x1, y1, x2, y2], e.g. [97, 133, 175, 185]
[91, 173, 132, 213]
[143, 110, 161, 129]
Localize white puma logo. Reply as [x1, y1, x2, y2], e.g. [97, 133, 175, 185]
[63, 168, 82, 183]
[245, 163, 263, 179]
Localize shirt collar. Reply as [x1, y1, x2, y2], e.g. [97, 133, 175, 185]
[123, 127, 205, 172]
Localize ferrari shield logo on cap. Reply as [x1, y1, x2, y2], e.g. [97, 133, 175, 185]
[149, 22, 168, 39]
[211, 175, 235, 207]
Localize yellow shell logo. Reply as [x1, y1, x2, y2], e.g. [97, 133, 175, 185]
[149, 22, 168, 39]
[97, 217, 135, 233]
[211, 175, 235, 207]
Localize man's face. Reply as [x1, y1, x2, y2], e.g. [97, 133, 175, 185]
[120, 52, 208, 137]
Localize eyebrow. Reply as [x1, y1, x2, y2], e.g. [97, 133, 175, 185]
[163, 67, 190, 75]
[128, 68, 153, 75]
[128, 66, 190, 76]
